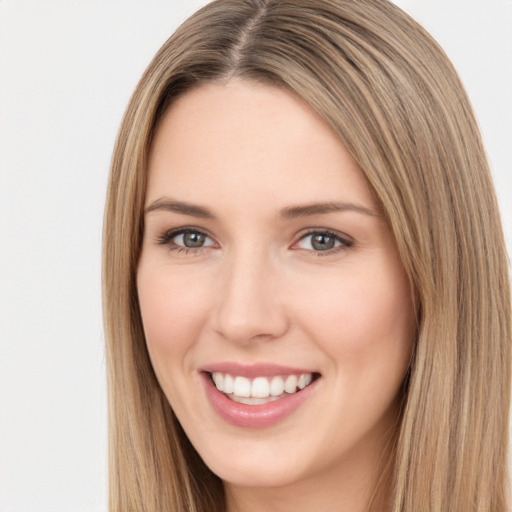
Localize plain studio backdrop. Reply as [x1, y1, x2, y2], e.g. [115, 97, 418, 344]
[0, 1, 510, 511]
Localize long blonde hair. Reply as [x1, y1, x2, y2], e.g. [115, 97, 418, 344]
[102, 1, 511, 510]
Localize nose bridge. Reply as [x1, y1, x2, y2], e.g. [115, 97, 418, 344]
[213, 245, 288, 344]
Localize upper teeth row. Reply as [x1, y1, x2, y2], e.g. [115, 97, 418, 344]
[212, 372, 313, 398]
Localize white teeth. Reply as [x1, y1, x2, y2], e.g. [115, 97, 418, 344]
[284, 375, 298, 393]
[233, 376, 251, 397]
[224, 374, 234, 394]
[297, 374, 307, 389]
[212, 372, 224, 390]
[231, 395, 282, 405]
[297, 374, 313, 389]
[251, 377, 270, 398]
[270, 376, 285, 396]
[211, 372, 315, 400]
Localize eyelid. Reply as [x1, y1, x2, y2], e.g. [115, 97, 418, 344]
[153, 226, 353, 256]
[156, 226, 218, 249]
[291, 228, 354, 254]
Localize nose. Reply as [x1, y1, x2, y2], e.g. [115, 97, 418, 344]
[212, 250, 289, 344]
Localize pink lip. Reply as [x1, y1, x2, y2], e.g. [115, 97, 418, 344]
[199, 368, 320, 429]
[201, 361, 316, 378]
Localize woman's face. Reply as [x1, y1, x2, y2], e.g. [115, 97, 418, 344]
[138, 80, 415, 492]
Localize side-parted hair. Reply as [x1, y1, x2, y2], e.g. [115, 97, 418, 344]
[102, 1, 511, 510]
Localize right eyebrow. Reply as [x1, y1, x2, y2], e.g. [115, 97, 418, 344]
[144, 199, 215, 219]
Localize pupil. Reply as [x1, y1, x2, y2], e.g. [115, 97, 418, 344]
[312, 234, 334, 251]
[183, 232, 205, 248]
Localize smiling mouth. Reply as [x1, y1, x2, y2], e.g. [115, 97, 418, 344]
[209, 372, 320, 405]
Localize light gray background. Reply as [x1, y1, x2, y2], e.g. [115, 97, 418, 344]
[1, 1, 510, 511]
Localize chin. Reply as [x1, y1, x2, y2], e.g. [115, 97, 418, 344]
[197, 443, 307, 489]
[210, 462, 301, 489]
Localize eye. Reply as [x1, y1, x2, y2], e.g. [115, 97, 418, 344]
[174, 231, 214, 248]
[294, 230, 352, 254]
[157, 228, 216, 251]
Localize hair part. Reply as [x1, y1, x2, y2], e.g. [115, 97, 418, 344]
[103, 1, 511, 510]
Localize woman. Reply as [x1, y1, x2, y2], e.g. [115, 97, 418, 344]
[102, 0, 511, 510]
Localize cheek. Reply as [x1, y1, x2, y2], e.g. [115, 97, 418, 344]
[300, 265, 414, 439]
[136, 262, 213, 366]
[297, 263, 414, 375]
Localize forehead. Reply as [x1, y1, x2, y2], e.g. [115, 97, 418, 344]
[146, 80, 375, 213]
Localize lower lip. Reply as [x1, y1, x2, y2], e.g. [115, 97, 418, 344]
[201, 373, 319, 428]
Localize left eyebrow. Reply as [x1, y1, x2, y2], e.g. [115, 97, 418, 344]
[279, 201, 379, 219]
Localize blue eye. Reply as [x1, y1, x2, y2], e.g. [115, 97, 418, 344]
[296, 231, 352, 253]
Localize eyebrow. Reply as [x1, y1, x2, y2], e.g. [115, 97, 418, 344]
[144, 199, 215, 218]
[144, 198, 378, 219]
[279, 201, 379, 219]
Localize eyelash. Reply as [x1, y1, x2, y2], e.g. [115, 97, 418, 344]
[155, 227, 353, 256]
[156, 227, 214, 256]
[295, 229, 353, 257]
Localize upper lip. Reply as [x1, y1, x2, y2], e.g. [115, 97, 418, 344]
[199, 361, 318, 378]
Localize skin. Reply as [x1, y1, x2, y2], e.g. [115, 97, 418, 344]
[137, 80, 415, 512]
